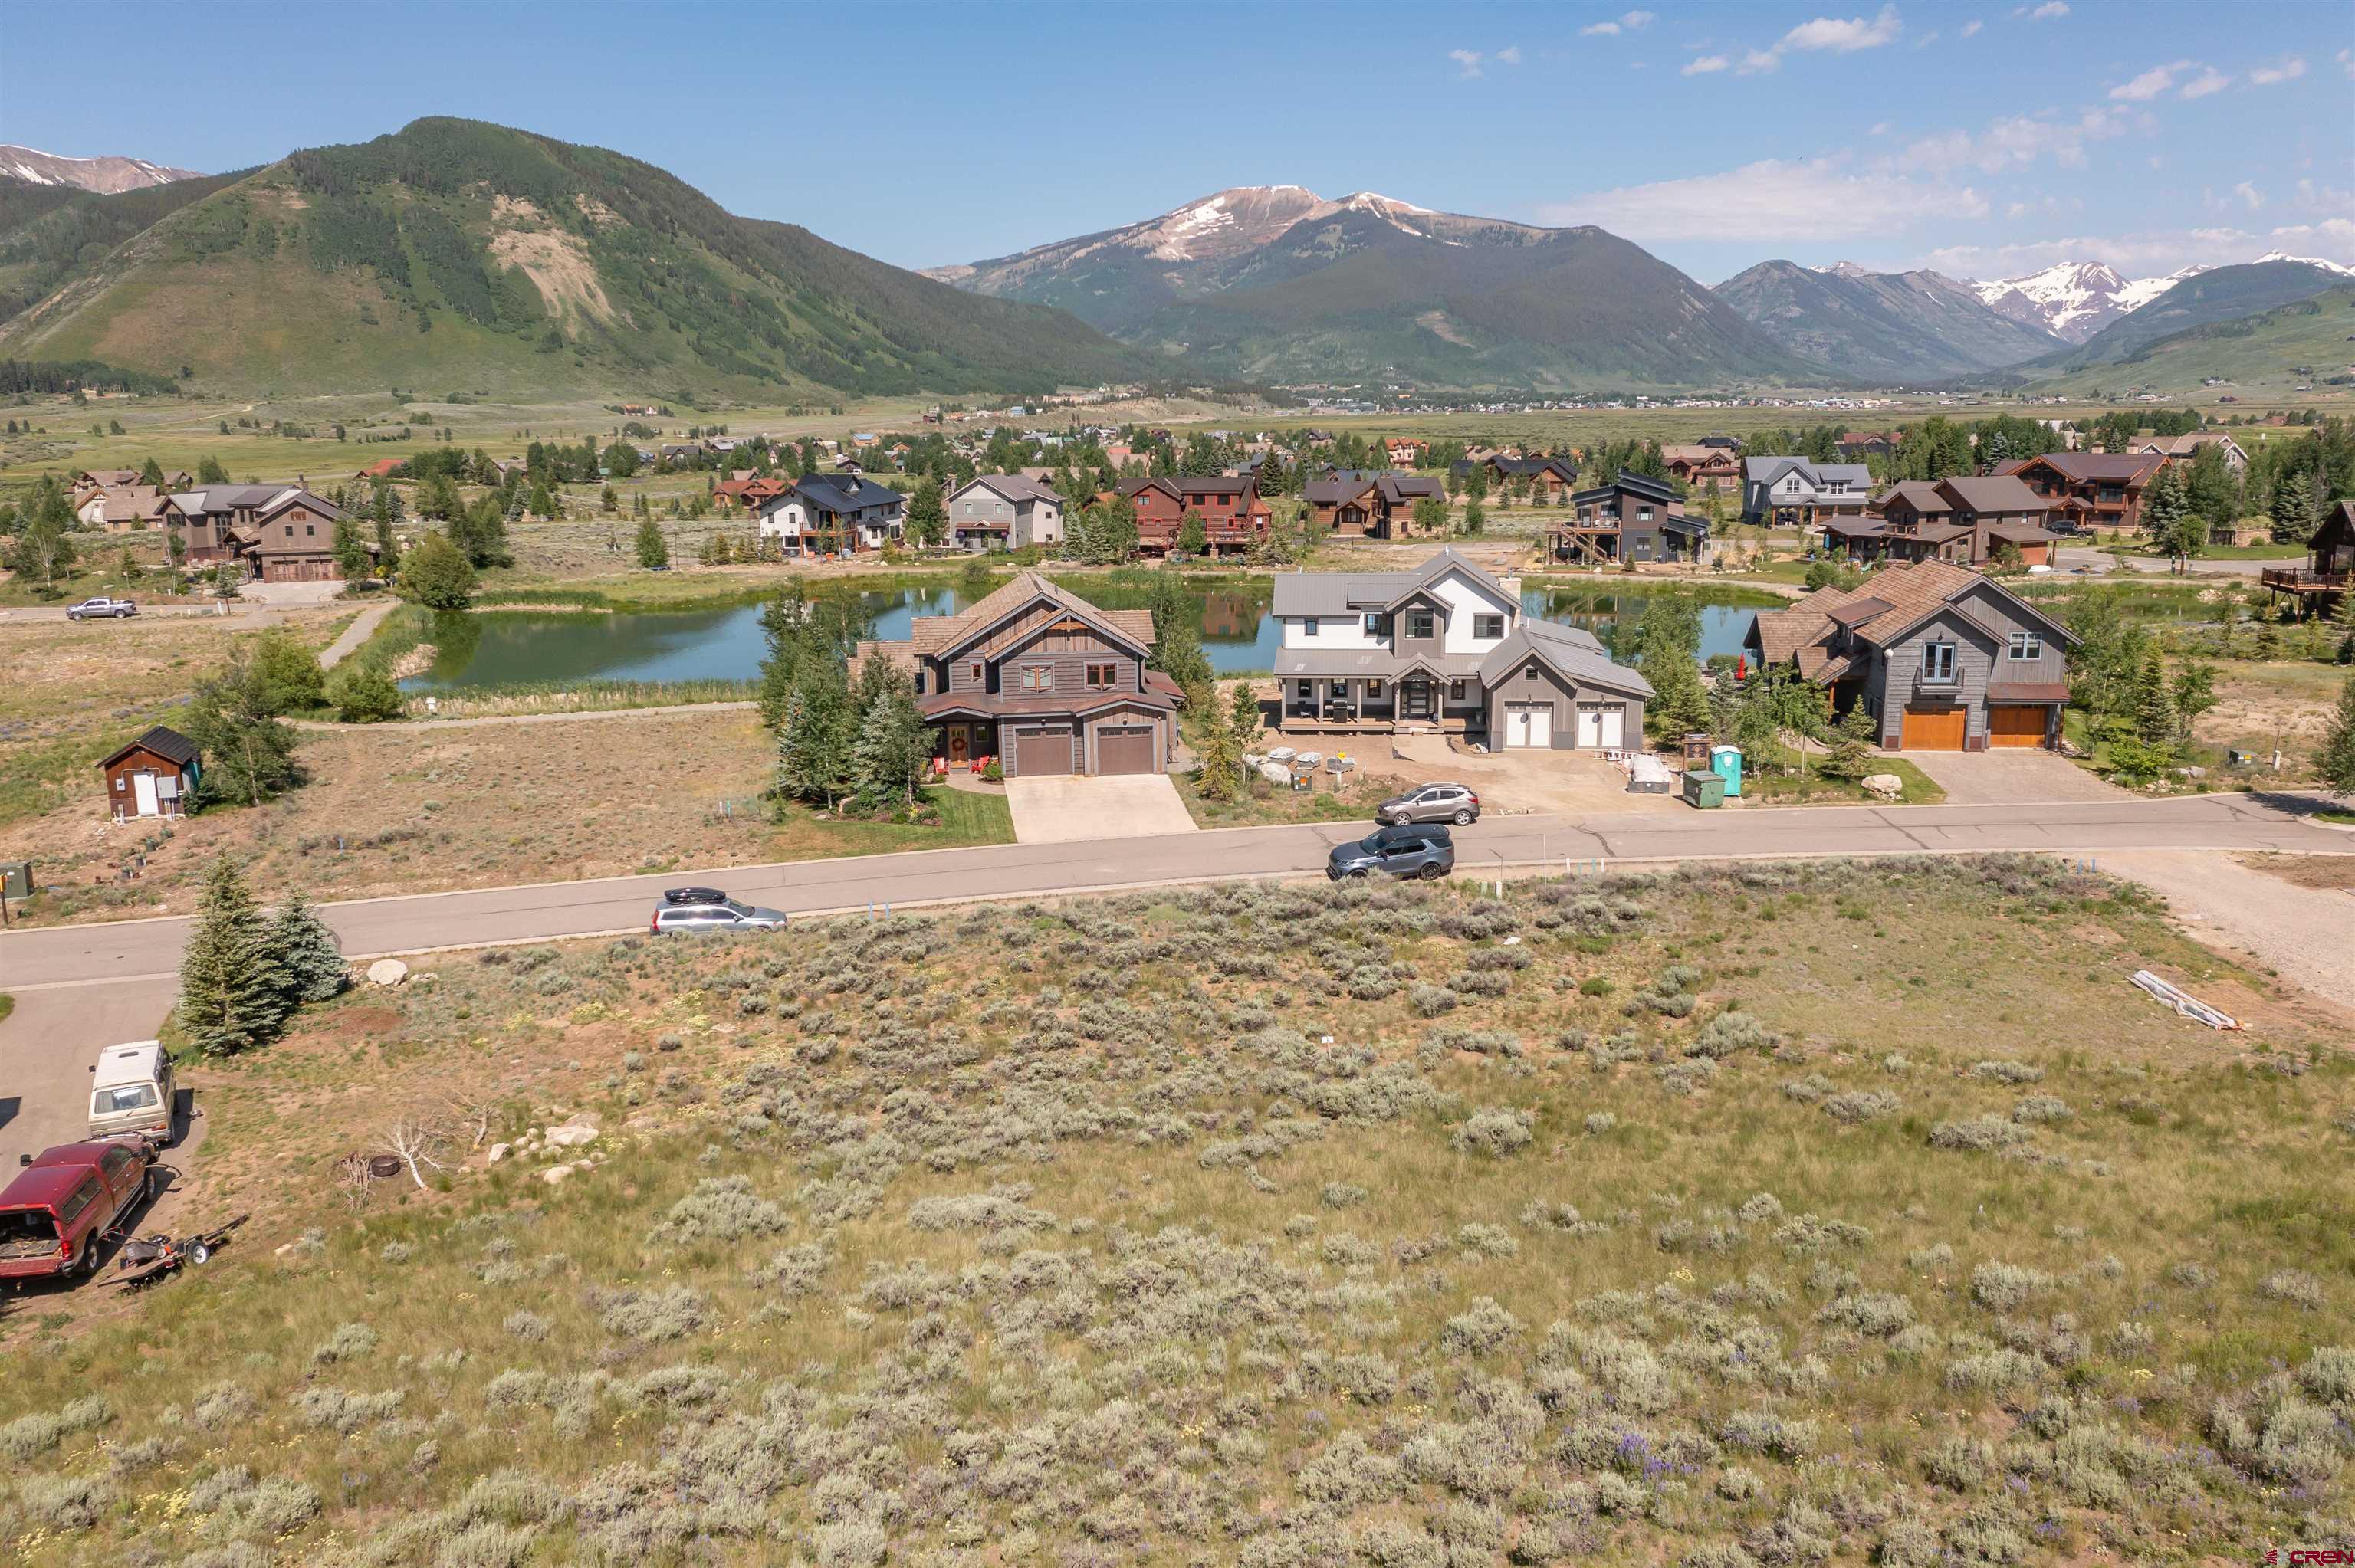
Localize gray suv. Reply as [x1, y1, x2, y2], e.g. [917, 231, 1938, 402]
[650, 899, 788, 934]
[1377, 782, 1480, 826]
[1328, 823, 1454, 881]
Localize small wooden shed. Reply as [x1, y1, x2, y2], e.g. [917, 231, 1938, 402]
[100, 727, 201, 821]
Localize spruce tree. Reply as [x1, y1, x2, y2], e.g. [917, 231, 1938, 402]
[777, 657, 853, 808]
[849, 688, 935, 807]
[636, 514, 669, 569]
[271, 893, 350, 1005]
[1820, 701, 1878, 779]
[2131, 646, 2173, 744]
[177, 855, 292, 1057]
[1227, 681, 1263, 756]
[2320, 669, 2355, 793]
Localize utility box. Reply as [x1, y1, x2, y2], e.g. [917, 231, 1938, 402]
[0, 861, 32, 900]
[1710, 745, 1744, 799]
[1680, 770, 1726, 809]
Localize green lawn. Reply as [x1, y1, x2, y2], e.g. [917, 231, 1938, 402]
[775, 786, 1014, 860]
[1741, 755, 1946, 805]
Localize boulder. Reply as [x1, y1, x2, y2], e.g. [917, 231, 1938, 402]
[541, 1164, 575, 1186]
[545, 1121, 599, 1150]
[1861, 774, 1904, 799]
[365, 958, 409, 988]
[486, 1142, 511, 1165]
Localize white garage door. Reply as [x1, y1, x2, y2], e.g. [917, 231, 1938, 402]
[1504, 702, 1552, 748]
[1576, 704, 1625, 749]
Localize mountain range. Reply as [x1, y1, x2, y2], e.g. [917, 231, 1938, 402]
[0, 120, 1148, 400]
[927, 185, 1811, 392]
[0, 145, 204, 195]
[1711, 259, 2065, 382]
[1, 131, 2347, 401]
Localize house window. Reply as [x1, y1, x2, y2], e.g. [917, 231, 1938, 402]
[1449, 681, 1467, 701]
[912, 669, 926, 695]
[1920, 643, 1957, 684]
[1021, 667, 1051, 692]
[1300, 618, 1319, 638]
[1367, 679, 1384, 699]
[969, 662, 983, 683]
[1473, 613, 1504, 639]
[1406, 611, 1435, 640]
[1086, 664, 1116, 689]
[1296, 681, 1313, 701]
[1364, 613, 1391, 638]
[2007, 631, 2043, 661]
[1637, 506, 1654, 522]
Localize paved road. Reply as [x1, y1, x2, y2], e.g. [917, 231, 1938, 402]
[316, 600, 396, 669]
[4, 791, 2347, 1169]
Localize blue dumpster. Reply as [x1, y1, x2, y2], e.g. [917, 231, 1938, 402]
[1710, 745, 1743, 799]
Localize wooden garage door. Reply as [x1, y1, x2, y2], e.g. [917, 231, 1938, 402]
[1013, 725, 1072, 776]
[1900, 704, 1968, 750]
[1987, 704, 2048, 748]
[1095, 723, 1155, 774]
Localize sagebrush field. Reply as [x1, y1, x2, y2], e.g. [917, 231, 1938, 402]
[2, 858, 2349, 1566]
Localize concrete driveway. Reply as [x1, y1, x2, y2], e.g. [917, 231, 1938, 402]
[1003, 773, 1199, 844]
[1390, 733, 1681, 815]
[1895, 747, 2130, 805]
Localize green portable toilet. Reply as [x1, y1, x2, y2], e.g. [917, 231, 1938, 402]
[1680, 769, 1726, 809]
[1710, 744, 1743, 799]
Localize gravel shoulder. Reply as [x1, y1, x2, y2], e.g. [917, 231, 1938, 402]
[2099, 848, 2355, 1021]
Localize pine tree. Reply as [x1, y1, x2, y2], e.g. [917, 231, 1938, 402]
[777, 657, 853, 809]
[186, 651, 304, 807]
[1819, 701, 1878, 779]
[906, 477, 946, 547]
[849, 687, 934, 807]
[1228, 680, 1263, 757]
[2131, 645, 2173, 743]
[636, 514, 669, 569]
[177, 855, 292, 1058]
[1194, 700, 1243, 803]
[2271, 467, 2315, 541]
[2320, 669, 2355, 792]
[271, 893, 350, 1005]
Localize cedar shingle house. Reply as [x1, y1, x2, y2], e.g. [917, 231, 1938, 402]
[1271, 549, 1652, 748]
[1822, 475, 2059, 567]
[1122, 474, 1270, 556]
[1660, 444, 1741, 493]
[1992, 451, 2167, 534]
[1547, 471, 1711, 566]
[850, 572, 1182, 775]
[161, 485, 366, 581]
[1304, 471, 1446, 539]
[1455, 454, 1578, 504]
[1747, 560, 2077, 751]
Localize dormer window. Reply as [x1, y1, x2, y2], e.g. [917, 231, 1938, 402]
[1406, 610, 1435, 640]
[1020, 666, 1051, 692]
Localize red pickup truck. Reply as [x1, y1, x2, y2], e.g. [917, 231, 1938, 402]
[0, 1140, 156, 1281]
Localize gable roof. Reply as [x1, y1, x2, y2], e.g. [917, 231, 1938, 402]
[1477, 617, 1654, 700]
[1268, 548, 1509, 619]
[1938, 474, 2045, 513]
[793, 474, 905, 513]
[1995, 451, 2164, 485]
[1749, 559, 2076, 681]
[954, 474, 1064, 507]
[100, 725, 199, 770]
[1874, 480, 1951, 515]
[923, 570, 1154, 661]
[1304, 474, 1379, 507]
[1745, 457, 1872, 489]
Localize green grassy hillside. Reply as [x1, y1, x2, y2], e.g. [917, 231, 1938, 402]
[2, 860, 2347, 1564]
[2030, 261, 2349, 376]
[2024, 286, 2355, 395]
[0, 119, 1151, 401]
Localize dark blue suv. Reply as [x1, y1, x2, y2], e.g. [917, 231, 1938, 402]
[1328, 823, 1454, 881]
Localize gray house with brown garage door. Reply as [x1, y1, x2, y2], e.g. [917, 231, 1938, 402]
[849, 570, 1184, 776]
[1747, 559, 2077, 751]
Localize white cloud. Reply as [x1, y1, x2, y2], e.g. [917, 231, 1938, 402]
[1581, 20, 1621, 36]
[2005, 201, 2028, 219]
[1781, 5, 1901, 52]
[2179, 67, 2230, 99]
[1920, 220, 2354, 280]
[1682, 54, 1730, 74]
[2108, 59, 2192, 102]
[2023, 1, 2068, 18]
[1914, 29, 1941, 49]
[1736, 5, 1900, 73]
[2248, 57, 2307, 85]
[1447, 48, 1483, 77]
[1536, 156, 1985, 241]
[1495, 44, 1522, 64]
[2339, 48, 2352, 80]
[1959, 18, 1984, 36]
[1899, 106, 2137, 174]
[1622, 11, 1657, 26]
[1868, 120, 1892, 136]
[2235, 181, 2265, 211]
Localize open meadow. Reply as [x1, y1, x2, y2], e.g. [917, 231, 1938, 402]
[1, 858, 2348, 1565]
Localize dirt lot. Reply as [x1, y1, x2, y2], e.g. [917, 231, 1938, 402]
[2196, 658, 2346, 758]
[1, 707, 1012, 925]
[1389, 730, 1682, 815]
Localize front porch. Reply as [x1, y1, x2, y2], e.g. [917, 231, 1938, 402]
[1278, 673, 1482, 736]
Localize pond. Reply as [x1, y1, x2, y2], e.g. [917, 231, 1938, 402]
[398, 578, 1769, 691]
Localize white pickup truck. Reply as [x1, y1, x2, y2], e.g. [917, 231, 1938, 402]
[66, 596, 139, 621]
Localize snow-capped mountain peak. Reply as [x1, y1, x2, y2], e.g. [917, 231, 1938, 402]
[1970, 260, 2189, 343]
[2255, 250, 2355, 277]
[0, 143, 202, 194]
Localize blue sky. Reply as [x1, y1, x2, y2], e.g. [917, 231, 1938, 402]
[4, 1, 2349, 285]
